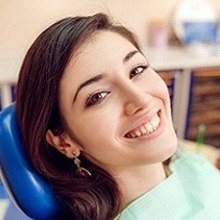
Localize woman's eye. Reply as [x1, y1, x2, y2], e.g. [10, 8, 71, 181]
[130, 65, 148, 79]
[85, 91, 110, 107]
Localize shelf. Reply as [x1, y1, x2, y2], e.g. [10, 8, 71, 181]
[186, 69, 220, 148]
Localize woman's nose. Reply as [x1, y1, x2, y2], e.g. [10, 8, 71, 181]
[123, 85, 150, 116]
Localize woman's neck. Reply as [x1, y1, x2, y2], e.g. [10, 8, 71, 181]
[114, 162, 167, 209]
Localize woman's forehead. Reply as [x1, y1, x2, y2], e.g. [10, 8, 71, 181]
[66, 30, 138, 70]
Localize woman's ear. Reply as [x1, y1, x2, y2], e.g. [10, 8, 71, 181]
[46, 130, 81, 158]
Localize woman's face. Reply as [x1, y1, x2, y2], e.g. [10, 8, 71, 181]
[59, 30, 177, 173]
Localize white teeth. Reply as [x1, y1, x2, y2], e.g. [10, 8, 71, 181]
[145, 123, 153, 133]
[151, 116, 160, 127]
[133, 129, 141, 137]
[151, 120, 157, 127]
[140, 125, 147, 135]
[126, 114, 160, 138]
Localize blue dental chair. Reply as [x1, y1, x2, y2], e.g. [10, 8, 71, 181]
[0, 104, 63, 220]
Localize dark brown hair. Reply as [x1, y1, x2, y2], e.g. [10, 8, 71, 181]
[16, 13, 141, 219]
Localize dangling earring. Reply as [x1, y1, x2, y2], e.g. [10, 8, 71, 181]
[72, 151, 92, 178]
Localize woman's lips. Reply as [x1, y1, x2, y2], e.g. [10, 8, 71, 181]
[125, 112, 161, 139]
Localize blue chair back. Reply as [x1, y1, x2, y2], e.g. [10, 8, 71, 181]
[0, 104, 64, 220]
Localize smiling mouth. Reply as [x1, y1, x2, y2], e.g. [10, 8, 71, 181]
[125, 112, 161, 139]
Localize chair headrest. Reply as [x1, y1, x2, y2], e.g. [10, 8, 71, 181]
[0, 104, 64, 220]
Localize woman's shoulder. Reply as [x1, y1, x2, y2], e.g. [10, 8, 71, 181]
[171, 148, 220, 173]
[168, 150, 220, 219]
[171, 148, 218, 167]
[170, 149, 220, 190]
[115, 151, 220, 220]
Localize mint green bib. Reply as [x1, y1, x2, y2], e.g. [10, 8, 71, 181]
[116, 153, 220, 220]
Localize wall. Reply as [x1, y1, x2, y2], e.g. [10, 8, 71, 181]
[0, 0, 220, 50]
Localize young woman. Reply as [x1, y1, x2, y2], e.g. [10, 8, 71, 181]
[16, 13, 220, 220]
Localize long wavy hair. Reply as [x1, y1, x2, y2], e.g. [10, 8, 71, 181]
[16, 13, 141, 219]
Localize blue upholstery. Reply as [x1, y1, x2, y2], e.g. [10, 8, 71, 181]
[0, 104, 63, 220]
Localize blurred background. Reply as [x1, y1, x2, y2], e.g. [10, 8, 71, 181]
[0, 0, 219, 49]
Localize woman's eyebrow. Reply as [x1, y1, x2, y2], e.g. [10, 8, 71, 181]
[73, 73, 106, 103]
[123, 50, 139, 63]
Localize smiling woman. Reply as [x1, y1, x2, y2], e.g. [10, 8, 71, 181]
[16, 13, 220, 220]
[57, 30, 176, 171]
